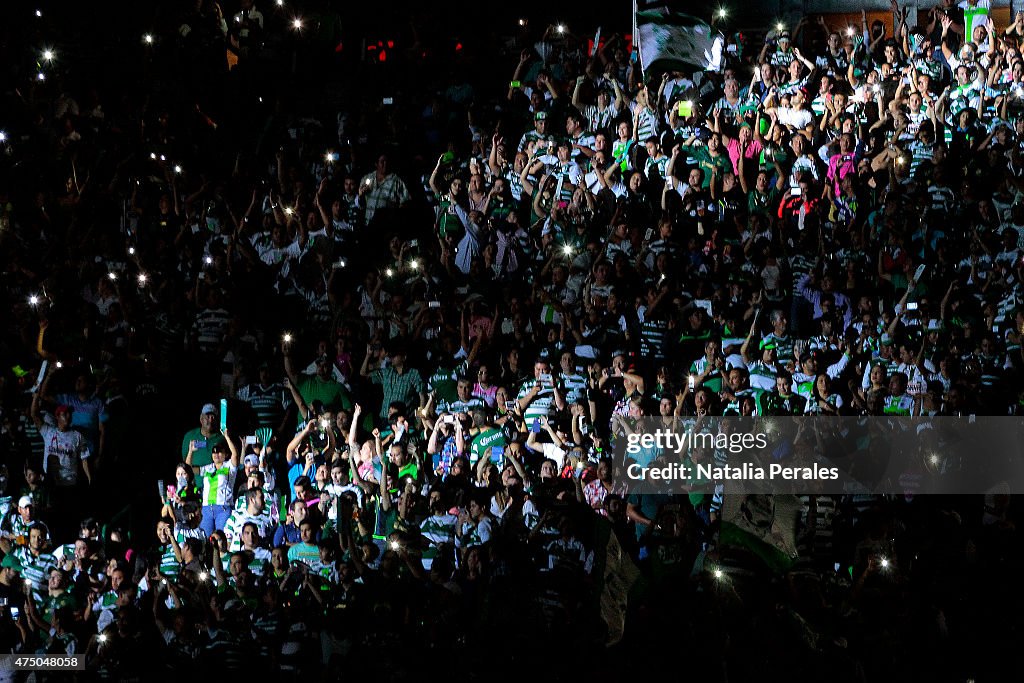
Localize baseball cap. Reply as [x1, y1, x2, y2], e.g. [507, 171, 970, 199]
[54, 404, 73, 417]
[535, 111, 548, 121]
[18, 495, 32, 508]
[201, 403, 217, 416]
[1, 555, 23, 572]
[779, 31, 791, 41]
[880, 333, 894, 346]
[243, 454, 260, 467]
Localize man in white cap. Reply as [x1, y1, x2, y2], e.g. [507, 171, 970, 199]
[0, 496, 36, 544]
[180, 403, 226, 468]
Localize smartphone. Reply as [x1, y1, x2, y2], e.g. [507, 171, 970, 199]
[490, 446, 505, 464]
[219, 398, 228, 432]
[539, 373, 553, 383]
[906, 302, 919, 311]
[531, 418, 541, 433]
[790, 187, 802, 196]
[913, 264, 926, 282]
[428, 301, 441, 309]
[677, 101, 693, 117]
[333, 258, 347, 269]
[10, 607, 19, 620]
[510, 80, 522, 88]
[645, 228, 654, 241]
[157, 479, 166, 502]
[408, 239, 419, 248]
[382, 97, 394, 105]
[194, 440, 207, 449]
[443, 414, 456, 424]
[167, 484, 177, 499]
[505, 401, 518, 412]
[245, 436, 258, 445]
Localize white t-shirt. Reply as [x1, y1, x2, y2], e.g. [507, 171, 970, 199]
[39, 424, 90, 487]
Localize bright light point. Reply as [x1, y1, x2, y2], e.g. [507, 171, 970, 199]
[390, 541, 401, 550]
[713, 568, 724, 579]
[150, 153, 156, 160]
[138, 274, 148, 285]
[159, 154, 166, 161]
[846, 27, 854, 36]
[42, 49, 54, 61]
[385, 268, 394, 277]
[174, 165, 182, 174]
[562, 245, 573, 255]
[36, 72, 45, 82]
[56, 361, 63, 369]
[556, 24, 566, 34]
[35, 10, 42, 18]
[128, 247, 135, 255]
[204, 256, 213, 265]
[108, 272, 117, 281]
[0, 132, 6, 142]
[292, 18, 303, 30]
[284, 207, 294, 215]
[716, 9, 727, 18]
[98, 634, 107, 643]
[929, 455, 939, 465]
[276, 0, 284, 5]
[199, 572, 209, 581]
[29, 295, 39, 306]
[775, 23, 784, 32]
[409, 259, 419, 270]
[143, 34, 154, 45]
[880, 558, 890, 569]
[519, 18, 526, 26]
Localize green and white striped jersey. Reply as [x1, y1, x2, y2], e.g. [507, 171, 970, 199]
[13, 547, 56, 607]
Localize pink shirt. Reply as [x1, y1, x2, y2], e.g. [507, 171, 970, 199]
[725, 138, 763, 175]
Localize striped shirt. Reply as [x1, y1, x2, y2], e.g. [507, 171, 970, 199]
[370, 366, 424, 418]
[223, 508, 277, 551]
[13, 547, 56, 607]
[192, 308, 231, 354]
[236, 383, 290, 429]
[360, 172, 412, 223]
[159, 543, 180, 578]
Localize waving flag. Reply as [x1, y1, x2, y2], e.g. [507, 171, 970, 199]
[634, 1, 724, 74]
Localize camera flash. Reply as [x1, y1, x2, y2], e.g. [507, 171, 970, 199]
[128, 247, 136, 255]
[409, 259, 419, 270]
[29, 295, 39, 306]
[283, 333, 293, 343]
[713, 568, 723, 579]
[98, 634, 108, 643]
[292, 18, 303, 30]
[199, 572, 209, 581]
[0, 132, 6, 142]
[284, 207, 294, 215]
[204, 256, 213, 265]
[390, 541, 401, 551]
[880, 558, 890, 569]
[174, 165, 182, 174]
[385, 268, 394, 277]
[775, 23, 784, 32]
[846, 27, 854, 36]
[143, 34, 154, 45]
[562, 245, 573, 255]
[36, 72, 45, 82]
[56, 361, 63, 369]
[150, 153, 157, 160]
[42, 49, 54, 61]
[108, 272, 117, 281]
[138, 273, 148, 285]
[556, 24, 566, 34]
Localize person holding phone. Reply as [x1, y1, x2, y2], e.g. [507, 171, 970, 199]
[187, 431, 241, 537]
[180, 403, 226, 468]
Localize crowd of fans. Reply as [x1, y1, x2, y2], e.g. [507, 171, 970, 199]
[0, 0, 1022, 680]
